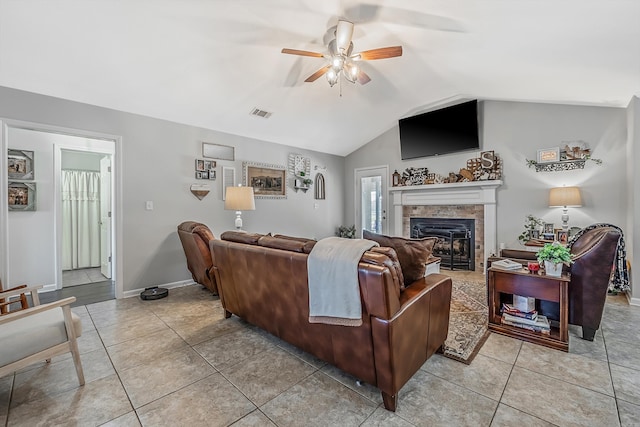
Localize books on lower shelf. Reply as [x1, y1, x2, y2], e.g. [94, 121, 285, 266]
[501, 303, 538, 320]
[501, 312, 551, 335]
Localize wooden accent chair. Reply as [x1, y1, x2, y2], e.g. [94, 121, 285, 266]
[0, 285, 84, 385]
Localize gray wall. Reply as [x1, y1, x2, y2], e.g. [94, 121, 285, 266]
[345, 100, 629, 251]
[0, 86, 345, 293]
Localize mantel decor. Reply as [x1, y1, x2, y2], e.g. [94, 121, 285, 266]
[393, 151, 502, 187]
[243, 161, 287, 199]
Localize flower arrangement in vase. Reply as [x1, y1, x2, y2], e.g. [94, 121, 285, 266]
[536, 242, 572, 277]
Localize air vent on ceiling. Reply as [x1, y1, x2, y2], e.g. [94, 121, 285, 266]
[250, 107, 272, 119]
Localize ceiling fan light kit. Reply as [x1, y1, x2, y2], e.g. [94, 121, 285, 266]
[281, 19, 403, 92]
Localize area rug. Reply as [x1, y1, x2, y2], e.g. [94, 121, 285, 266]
[442, 277, 490, 364]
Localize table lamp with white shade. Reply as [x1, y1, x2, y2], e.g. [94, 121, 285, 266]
[224, 185, 255, 230]
[549, 186, 582, 231]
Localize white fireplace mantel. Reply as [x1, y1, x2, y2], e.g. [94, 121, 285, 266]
[390, 180, 502, 262]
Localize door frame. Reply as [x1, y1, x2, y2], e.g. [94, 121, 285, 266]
[0, 119, 124, 298]
[354, 165, 389, 237]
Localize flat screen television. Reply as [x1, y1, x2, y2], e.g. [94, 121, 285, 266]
[399, 100, 480, 160]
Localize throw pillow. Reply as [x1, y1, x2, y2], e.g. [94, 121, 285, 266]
[363, 230, 437, 287]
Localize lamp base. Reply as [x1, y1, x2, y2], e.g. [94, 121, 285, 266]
[235, 211, 243, 231]
[561, 208, 569, 231]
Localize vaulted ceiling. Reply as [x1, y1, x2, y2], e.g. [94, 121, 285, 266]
[1, 0, 638, 156]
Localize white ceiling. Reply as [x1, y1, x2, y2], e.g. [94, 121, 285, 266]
[1, 0, 639, 156]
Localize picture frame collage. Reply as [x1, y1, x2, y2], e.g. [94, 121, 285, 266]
[195, 159, 216, 180]
[8, 149, 36, 211]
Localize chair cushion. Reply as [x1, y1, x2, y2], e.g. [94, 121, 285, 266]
[0, 308, 82, 367]
[363, 230, 437, 287]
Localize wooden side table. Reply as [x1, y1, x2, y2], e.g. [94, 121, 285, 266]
[487, 267, 570, 352]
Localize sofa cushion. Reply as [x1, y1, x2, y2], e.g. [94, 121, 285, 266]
[258, 235, 306, 252]
[362, 247, 405, 293]
[363, 230, 437, 287]
[220, 231, 263, 245]
[272, 234, 317, 253]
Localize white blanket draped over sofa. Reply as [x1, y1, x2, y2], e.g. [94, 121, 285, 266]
[307, 237, 379, 326]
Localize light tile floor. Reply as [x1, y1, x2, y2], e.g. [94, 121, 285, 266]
[62, 268, 108, 287]
[2, 272, 639, 426]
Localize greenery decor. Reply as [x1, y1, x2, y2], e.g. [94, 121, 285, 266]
[336, 225, 356, 239]
[536, 243, 572, 266]
[518, 214, 544, 243]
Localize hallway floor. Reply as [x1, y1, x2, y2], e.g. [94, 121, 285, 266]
[62, 268, 108, 287]
[2, 273, 639, 426]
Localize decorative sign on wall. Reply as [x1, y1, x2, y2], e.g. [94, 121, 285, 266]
[288, 153, 312, 192]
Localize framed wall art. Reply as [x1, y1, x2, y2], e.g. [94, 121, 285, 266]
[8, 181, 36, 211]
[243, 162, 286, 199]
[8, 149, 34, 180]
[537, 147, 560, 163]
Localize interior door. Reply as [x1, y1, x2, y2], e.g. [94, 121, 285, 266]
[355, 166, 388, 237]
[99, 156, 112, 279]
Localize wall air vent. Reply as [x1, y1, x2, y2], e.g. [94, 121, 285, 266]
[250, 108, 272, 119]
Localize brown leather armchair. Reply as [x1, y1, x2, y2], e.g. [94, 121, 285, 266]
[567, 226, 622, 341]
[177, 221, 217, 294]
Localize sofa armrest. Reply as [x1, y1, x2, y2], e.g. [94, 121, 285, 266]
[357, 264, 401, 321]
[370, 274, 452, 400]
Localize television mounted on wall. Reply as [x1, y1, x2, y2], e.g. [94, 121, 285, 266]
[399, 100, 480, 160]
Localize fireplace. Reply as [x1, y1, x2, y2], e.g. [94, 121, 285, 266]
[410, 218, 475, 270]
[390, 180, 502, 272]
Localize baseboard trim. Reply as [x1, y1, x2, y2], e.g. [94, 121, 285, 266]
[39, 284, 58, 293]
[122, 280, 195, 299]
[628, 294, 640, 306]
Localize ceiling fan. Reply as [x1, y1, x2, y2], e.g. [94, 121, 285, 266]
[281, 20, 402, 88]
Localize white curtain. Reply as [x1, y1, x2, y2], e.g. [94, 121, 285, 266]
[62, 170, 101, 270]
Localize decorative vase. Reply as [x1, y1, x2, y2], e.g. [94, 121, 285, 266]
[544, 260, 563, 277]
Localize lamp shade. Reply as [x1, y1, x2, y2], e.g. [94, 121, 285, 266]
[549, 186, 582, 207]
[224, 186, 255, 211]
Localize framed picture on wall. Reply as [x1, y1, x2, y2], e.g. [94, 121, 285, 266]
[243, 161, 286, 199]
[8, 181, 36, 211]
[537, 147, 560, 163]
[8, 149, 34, 180]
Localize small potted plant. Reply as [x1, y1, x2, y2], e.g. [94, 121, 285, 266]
[518, 214, 544, 244]
[336, 225, 356, 239]
[536, 242, 572, 277]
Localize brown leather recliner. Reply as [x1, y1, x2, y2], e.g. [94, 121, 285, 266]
[567, 226, 622, 341]
[177, 221, 217, 294]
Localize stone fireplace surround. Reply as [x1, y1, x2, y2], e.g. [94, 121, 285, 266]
[390, 181, 502, 271]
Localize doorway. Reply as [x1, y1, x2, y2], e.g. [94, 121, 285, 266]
[355, 166, 389, 237]
[60, 150, 112, 288]
[0, 119, 122, 301]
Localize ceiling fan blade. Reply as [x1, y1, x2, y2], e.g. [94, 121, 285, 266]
[335, 20, 354, 54]
[281, 48, 325, 58]
[353, 46, 403, 61]
[356, 69, 371, 85]
[304, 65, 331, 82]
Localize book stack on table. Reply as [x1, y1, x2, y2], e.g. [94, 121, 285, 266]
[501, 303, 551, 335]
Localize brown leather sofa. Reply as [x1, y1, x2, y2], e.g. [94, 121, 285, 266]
[210, 231, 453, 411]
[488, 226, 623, 341]
[177, 221, 217, 294]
